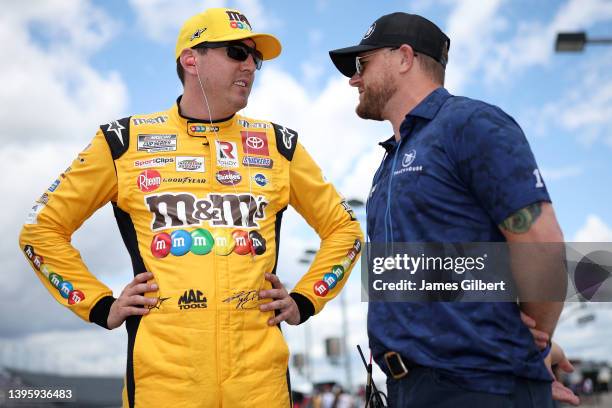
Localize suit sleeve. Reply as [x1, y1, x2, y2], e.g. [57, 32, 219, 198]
[18, 129, 118, 328]
[288, 143, 364, 323]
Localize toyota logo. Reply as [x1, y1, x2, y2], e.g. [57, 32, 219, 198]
[246, 136, 264, 149]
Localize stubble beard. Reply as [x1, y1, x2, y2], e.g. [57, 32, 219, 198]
[356, 73, 396, 121]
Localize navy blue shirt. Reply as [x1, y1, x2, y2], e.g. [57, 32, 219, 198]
[367, 87, 552, 394]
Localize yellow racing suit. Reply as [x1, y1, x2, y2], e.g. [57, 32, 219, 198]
[19, 99, 363, 407]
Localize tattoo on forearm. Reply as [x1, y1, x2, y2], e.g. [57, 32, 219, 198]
[500, 203, 542, 234]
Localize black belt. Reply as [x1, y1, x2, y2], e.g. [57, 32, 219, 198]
[383, 351, 412, 380]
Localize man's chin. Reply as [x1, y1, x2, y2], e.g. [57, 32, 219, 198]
[232, 97, 249, 113]
[356, 104, 383, 121]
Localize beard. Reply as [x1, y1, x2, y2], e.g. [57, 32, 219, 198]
[356, 72, 396, 121]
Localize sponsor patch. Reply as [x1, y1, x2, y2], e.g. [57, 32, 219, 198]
[241, 131, 269, 156]
[163, 176, 206, 184]
[213, 229, 235, 255]
[134, 157, 175, 169]
[138, 134, 177, 153]
[340, 199, 356, 221]
[249, 231, 266, 255]
[22, 244, 86, 305]
[313, 239, 362, 297]
[253, 173, 268, 187]
[190, 28, 206, 41]
[25, 203, 45, 224]
[176, 156, 205, 172]
[226, 10, 252, 30]
[48, 179, 60, 192]
[242, 156, 273, 168]
[178, 289, 207, 310]
[215, 141, 239, 168]
[137, 170, 162, 192]
[145, 192, 268, 230]
[237, 119, 271, 129]
[314, 281, 329, 297]
[216, 170, 242, 185]
[188, 124, 220, 137]
[36, 193, 49, 205]
[133, 116, 168, 126]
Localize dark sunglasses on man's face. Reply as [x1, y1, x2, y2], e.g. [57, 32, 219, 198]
[199, 41, 263, 70]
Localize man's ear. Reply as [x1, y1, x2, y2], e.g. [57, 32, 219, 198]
[179, 49, 198, 75]
[397, 44, 416, 74]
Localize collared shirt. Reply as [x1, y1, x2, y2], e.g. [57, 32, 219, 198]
[367, 87, 552, 394]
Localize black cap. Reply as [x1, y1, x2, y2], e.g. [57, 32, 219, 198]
[329, 12, 450, 77]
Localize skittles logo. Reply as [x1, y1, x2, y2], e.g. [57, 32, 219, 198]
[151, 228, 266, 258]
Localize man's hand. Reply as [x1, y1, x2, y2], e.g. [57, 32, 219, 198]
[259, 273, 300, 326]
[545, 341, 580, 406]
[107, 272, 158, 329]
[520, 311, 550, 350]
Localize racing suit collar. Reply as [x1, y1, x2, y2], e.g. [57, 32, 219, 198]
[172, 96, 237, 137]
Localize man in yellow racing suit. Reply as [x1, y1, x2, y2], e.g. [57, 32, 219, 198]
[19, 8, 363, 408]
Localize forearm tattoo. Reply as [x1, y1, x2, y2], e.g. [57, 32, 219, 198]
[500, 202, 543, 234]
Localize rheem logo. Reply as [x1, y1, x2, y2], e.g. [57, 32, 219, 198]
[137, 170, 162, 192]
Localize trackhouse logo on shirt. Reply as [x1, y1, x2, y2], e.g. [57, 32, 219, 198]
[394, 149, 423, 175]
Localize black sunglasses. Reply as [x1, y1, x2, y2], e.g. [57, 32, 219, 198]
[196, 41, 263, 70]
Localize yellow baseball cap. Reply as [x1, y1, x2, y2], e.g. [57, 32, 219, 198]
[175, 8, 281, 60]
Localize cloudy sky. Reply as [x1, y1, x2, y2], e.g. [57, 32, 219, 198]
[1, 0, 611, 388]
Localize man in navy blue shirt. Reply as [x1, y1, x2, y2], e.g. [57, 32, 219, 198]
[329, 12, 579, 407]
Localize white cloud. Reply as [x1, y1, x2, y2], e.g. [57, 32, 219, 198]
[443, 0, 612, 91]
[487, 0, 612, 83]
[574, 215, 612, 242]
[553, 0, 612, 32]
[128, 0, 277, 44]
[0, 1, 130, 339]
[0, 0, 127, 145]
[549, 66, 612, 147]
[443, 0, 504, 93]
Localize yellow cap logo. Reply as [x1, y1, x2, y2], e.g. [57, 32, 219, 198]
[225, 10, 252, 30]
